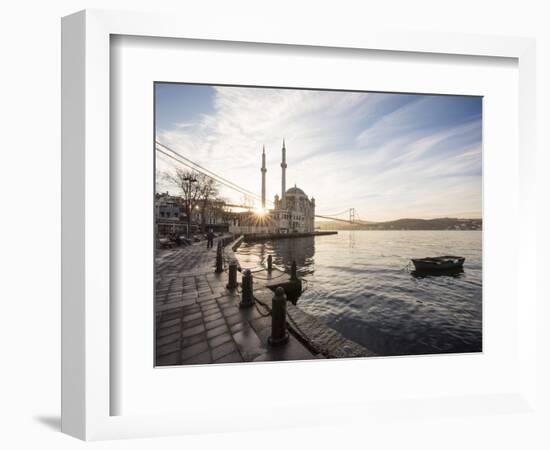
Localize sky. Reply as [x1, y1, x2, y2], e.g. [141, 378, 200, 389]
[155, 83, 482, 222]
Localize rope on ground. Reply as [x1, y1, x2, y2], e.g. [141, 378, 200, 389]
[252, 295, 272, 317]
[250, 271, 288, 281]
[215, 251, 321, 353]
[248, 283, 311, 346]
[232, 273, 322, 355]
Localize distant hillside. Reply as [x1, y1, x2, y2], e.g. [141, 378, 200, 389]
[316, 217, 482, 231]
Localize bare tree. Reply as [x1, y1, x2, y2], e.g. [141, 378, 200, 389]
[163, 169, 221, 237]
[164, 169, 202, 237]
[196, 173, 219, 233]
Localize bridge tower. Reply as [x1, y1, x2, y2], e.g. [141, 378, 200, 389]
[261, 145, 267, 209]
[349, 208, 355, 224]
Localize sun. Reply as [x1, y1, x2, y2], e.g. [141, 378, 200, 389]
[254, 207, 267, 217]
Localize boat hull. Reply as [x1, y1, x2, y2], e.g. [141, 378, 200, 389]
[411, 256, 465, 272]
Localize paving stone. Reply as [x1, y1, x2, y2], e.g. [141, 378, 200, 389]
[181, 323, 205, 338]
[225, 314, 243, 327]
[182, 311, 202, 323]
[210, 287, 227, 295]
[162, 309, 183, 320]
[198, 292, 218, 301]
[181, 298, 197, 307]
[156, 340, 181, 357]
[253, 339, 315, 362]
[182, 304, 201, 314]
[157, 324, 180, 338]
[229, 321, 250, 334]
[156, 332, 180, 347]
[181, 332, 207, 349]
[156, 351, 179, 366]
[206, 324, 230, 340]
[239, 306, 265, 321]
[197, 298, 218, 308]
[221, 306, 240, 318]
[232, 327, 264, 361]
[180, 340, 209, 361]
[204, 317, 226, 331]
[249, 316, 271, 332]
[156, 302, 183, 313]
[217, 296, 237, 307]
[182, 350, 212, 365]
[202, 309, 222, 321]
[201, 302, 220, 312]
[208, 332, 232, 348]
[158, 318, 180, 329]
[213, 351, 244, 364]
[182, 318, 203, 330]
[211, 340, 238, 361]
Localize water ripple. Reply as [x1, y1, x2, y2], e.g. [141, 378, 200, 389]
[236, 230, 482, 356]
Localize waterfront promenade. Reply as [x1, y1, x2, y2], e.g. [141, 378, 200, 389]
[155, 237, 318, 365]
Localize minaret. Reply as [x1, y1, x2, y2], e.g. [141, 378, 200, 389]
[281, 139, 287, 209]
[261, 145, 267, 210]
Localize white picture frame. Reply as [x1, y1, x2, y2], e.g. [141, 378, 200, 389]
[61, 9, 538, 441]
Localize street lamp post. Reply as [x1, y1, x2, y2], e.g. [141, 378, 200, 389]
[183, 175, 197, 238]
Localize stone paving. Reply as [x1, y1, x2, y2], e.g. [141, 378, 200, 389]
[155, 237, 318, 366]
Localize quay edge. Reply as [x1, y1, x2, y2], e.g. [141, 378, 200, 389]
[243, 231, 337, 242]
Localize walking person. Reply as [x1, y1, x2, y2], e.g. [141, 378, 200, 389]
[206, 228, 214, 249]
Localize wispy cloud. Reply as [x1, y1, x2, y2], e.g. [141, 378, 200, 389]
[156, 85, 481, 221]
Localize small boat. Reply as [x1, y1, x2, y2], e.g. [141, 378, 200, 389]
[411, 256, 465, 272]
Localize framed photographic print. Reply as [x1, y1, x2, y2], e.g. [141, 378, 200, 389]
[153, 83, 483, 367]
[62, 9, 538, 441]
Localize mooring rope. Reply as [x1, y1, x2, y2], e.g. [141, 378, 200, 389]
[252, 295, 272, 317]
[218, 251, 323, 354]
[250, 271, 288, 281]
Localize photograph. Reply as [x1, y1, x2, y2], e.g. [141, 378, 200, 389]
[154, 83, 483, 366]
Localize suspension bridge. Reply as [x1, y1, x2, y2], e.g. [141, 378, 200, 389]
[156, 141, 369, 225]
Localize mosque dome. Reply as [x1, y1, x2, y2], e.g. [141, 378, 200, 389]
[285, 186, 307, 197]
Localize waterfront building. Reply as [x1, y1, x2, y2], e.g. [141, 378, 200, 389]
[155, 192, 186, 236]
[156, 192, 228, 237]
[229, 140, 316, 234]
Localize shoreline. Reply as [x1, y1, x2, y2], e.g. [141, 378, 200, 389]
[242, 231, 337, 242]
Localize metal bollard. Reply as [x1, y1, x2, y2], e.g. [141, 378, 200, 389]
[215, 244, 223, 273]
[267, 255, 273, 272]
[239, 269, 254, 308]
[290, 260, 298, 280]
[268, 287, 289, 346]
[226, 262, 238, 289]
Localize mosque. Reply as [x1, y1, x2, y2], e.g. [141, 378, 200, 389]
[228, 140, 316, 234]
